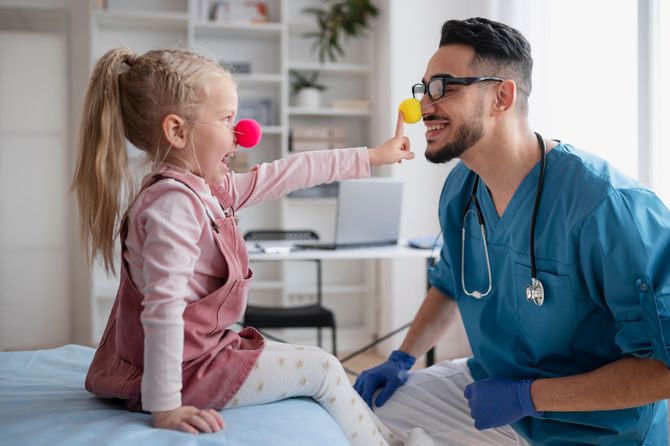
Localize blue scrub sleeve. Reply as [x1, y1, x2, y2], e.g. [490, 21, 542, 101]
[579, 189, 670, 367]
[428, 243, 457, 299]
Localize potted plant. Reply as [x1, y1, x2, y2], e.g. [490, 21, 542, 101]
[290, 71, 326, 108]
[303, 0, 379, 63]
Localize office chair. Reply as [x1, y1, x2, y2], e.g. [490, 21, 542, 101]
[243, 230, 337, 355]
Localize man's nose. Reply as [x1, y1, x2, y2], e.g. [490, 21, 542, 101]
[420, 95, 436, 117]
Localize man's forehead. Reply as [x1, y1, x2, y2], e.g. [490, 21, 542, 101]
[422, 44, 475, 81]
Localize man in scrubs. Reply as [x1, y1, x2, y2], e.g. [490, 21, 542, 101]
[354, 17, 670, 445]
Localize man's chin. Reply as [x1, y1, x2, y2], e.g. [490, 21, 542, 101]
[426, 144, 464, 164]
[425, 145, 451, 164]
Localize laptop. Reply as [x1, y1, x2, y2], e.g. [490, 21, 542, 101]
[294, 179, 403, 250]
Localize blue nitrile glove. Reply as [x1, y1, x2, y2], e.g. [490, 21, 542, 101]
[464, 378, 543, 430]
[353, 350, 416, 408]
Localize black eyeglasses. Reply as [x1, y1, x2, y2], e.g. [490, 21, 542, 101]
[412, 76, 504, 101]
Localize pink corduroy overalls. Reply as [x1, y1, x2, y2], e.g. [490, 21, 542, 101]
[85, 169, 264, 412]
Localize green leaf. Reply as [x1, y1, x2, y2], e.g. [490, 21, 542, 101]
[301, 0, 377, 63]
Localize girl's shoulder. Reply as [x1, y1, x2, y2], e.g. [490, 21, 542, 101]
[130, 175, 208, 225]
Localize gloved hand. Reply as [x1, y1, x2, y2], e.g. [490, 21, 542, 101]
[353, 350, 416, 408]
[464, 377, 543, 430]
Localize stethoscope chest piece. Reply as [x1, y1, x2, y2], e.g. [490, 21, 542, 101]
[526, 277, 544, 306]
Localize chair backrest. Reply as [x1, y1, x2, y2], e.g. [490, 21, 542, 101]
[243, 230, 319, 242]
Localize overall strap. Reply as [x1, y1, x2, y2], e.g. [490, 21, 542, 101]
[208, 183, 235, 218]
[121, 174, 221, 241]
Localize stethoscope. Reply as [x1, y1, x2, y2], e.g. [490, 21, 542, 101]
[460, 132, 547, 305]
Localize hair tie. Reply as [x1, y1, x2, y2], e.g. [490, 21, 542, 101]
[124, 54, 137, 67]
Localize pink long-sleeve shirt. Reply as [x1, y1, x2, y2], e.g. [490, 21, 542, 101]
[124, 148, 370, 411]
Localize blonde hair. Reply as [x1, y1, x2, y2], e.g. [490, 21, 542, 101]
[71, 47, 231, 274]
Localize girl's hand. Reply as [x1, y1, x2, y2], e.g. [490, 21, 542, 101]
[153, 405, 225, 434]
[368, 112, 415, 166]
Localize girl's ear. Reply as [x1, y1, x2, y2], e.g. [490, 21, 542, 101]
[162, 114, 188, 149]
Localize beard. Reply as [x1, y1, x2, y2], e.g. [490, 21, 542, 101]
[425, 101, 485, 164]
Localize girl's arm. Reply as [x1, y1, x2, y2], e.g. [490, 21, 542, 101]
[127, 183, 203, 412]
[223, 147, 370, 210]
[222, 114, 412, 210]
[130, 184, 227, 434]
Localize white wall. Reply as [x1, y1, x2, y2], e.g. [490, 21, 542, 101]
[0, 0, 92, 349]
[375, 0, 496, 360]
[0, 20, 69, 349]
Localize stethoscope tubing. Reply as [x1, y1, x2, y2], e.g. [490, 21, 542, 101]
[529, 132, 547, 282]
[460, 132, 547, 303]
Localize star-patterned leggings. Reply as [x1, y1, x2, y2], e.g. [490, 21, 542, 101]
[225, 341, 401, 446]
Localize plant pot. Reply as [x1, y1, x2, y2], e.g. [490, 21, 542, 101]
[295, 87, 322, 108]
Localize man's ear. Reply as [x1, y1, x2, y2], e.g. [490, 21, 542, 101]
[162, 114, 188, 149]
[493, 79, 517, 112]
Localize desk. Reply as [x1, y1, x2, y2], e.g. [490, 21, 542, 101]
[249, 243, 435, 262]
[248, 243, 438, 366]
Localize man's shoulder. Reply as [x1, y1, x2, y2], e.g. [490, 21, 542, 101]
[551, 143, 643, 192]
[550, 143, 664, 221]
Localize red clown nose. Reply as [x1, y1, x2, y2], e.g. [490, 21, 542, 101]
[234, 119, 263, 148]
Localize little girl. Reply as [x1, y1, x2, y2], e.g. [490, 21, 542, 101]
[72, 47, 433, 446]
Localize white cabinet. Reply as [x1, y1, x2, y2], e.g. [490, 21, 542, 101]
[88, 0, 379, 350]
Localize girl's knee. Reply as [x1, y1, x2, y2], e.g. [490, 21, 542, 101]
[322, 353, 348, 384]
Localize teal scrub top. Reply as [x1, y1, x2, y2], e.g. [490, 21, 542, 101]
[429, 143, 670, 445]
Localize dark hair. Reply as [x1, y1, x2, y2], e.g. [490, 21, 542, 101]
[440, 17, 532, 111]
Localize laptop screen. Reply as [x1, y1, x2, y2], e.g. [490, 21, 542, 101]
[334, 179, 403, 245]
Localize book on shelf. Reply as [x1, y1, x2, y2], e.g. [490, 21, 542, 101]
[290, 126, 347, 152]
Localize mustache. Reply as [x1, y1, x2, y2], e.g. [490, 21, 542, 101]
[423, 115, 450, 122]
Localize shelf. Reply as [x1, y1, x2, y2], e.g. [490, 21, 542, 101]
[287, 21, 318, 33]
[89, 1, 378, 346]
[288, 62, 371, 74]
[95, 10, 188, 29]
[262, 126, 284, 135]
[194, 21, 283, 37]
[234, 73, 283, 84]
[287, 285, 370, 295]
[249, 280, 284, 290]
[288, 107, 371, 117]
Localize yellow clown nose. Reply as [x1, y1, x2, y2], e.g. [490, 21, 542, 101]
[398, 98, 422, 124]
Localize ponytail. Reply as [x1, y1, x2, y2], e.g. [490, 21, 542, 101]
[72, 47, 135, 275]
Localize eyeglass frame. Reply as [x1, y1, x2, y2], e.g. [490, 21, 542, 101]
[412, 76, 504, 101]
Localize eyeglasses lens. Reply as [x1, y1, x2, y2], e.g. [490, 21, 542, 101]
[412, 84, 426, 100]
[428, 78, 445, 101]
